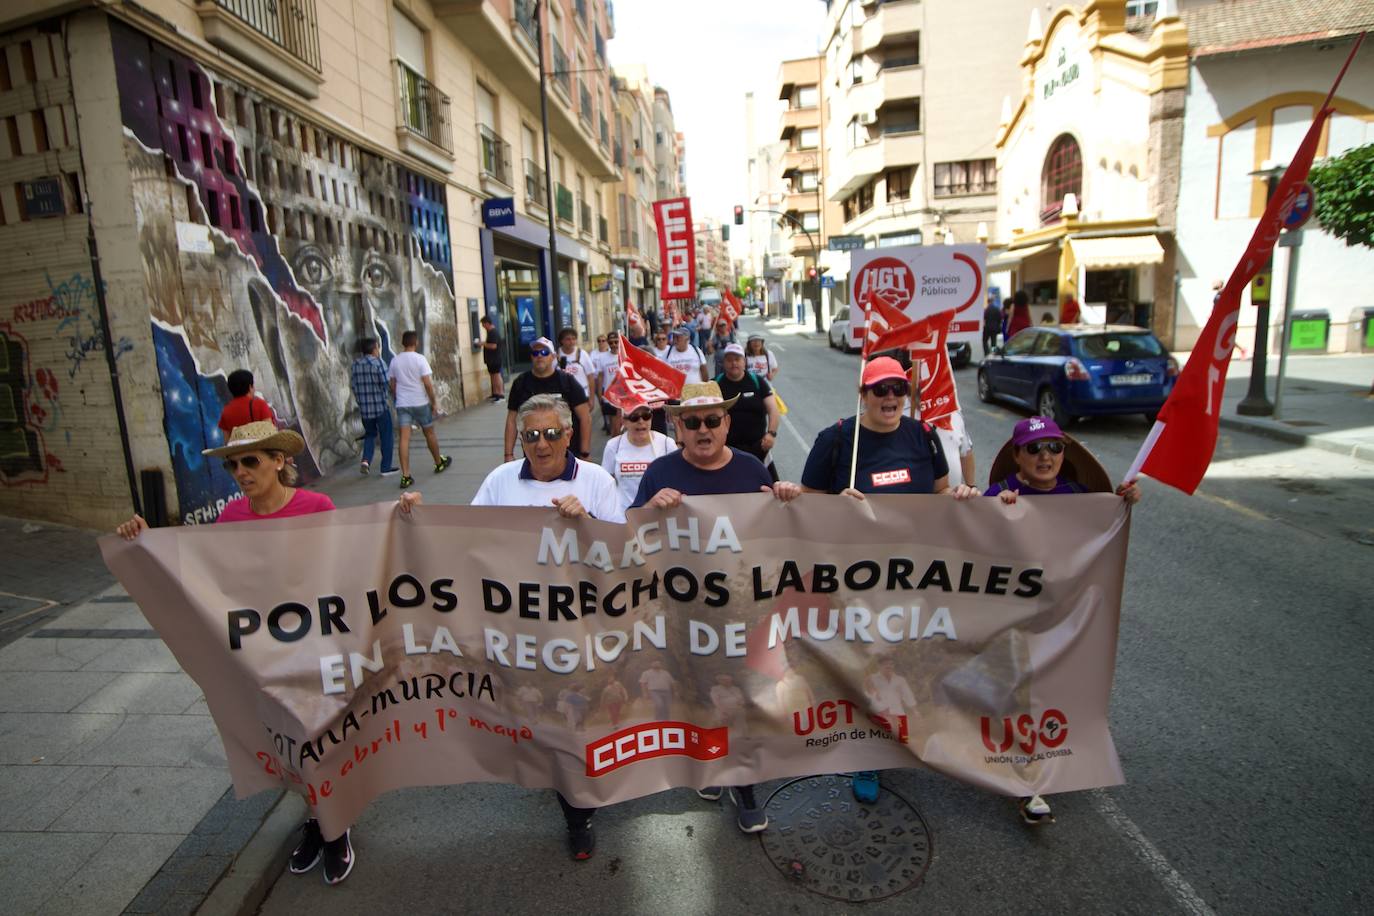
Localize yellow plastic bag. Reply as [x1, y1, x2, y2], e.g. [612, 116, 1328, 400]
[774, 391, 789, 415]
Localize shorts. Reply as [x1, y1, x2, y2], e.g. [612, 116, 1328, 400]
[396, 403, 434, 429]
[484, 356, 502, 374]
[601, 400, 618, 417]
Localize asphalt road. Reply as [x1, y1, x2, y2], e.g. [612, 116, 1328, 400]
[260, 319, 1374, 915]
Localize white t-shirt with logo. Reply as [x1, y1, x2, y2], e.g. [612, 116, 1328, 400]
[601, 431, 676, 511]
[931, 410, 974, 487]
[386, 351, 433, 407]
[558, 347, 598, 396]
[746, 351, 778, 378]
[591, 349, 616, 387]
[664, 344, 706, 379]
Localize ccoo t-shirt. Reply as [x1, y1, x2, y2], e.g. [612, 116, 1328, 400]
[601, 431, 676, 512]
[801, 415, 948, 495]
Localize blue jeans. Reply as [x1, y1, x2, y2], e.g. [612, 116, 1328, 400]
[360, 411, 395, 471]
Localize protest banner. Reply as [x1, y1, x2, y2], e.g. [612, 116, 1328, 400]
[101, 495, 1130, 839]
[653, 197, 695, 300]
[851, 245, 986, 344]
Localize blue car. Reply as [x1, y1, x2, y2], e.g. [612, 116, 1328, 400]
[976, 325, 1178, 426]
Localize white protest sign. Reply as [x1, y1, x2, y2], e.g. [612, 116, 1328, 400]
[850, 244, 987, 344]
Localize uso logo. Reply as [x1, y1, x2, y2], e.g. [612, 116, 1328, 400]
[980, 709, 1069, 755]
[586, 721, 728, 776]
[854, 256, 916, 312]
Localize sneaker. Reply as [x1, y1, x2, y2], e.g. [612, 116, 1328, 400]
[322, 829, 354, 885]
[379, 467, 399, 477]
[488, 394, 504, 402]
[1019, 794, 1054, 826]
[399, 475, 414, 489]
[288, 818, 323, 874]
[359, 461, 370, 475]
[434, 455, 453, 474]
[730, 787, 768, 833]
[852, 771, 880, 804]
[568, 822, 595, 860]
[696, 786, 723, 801]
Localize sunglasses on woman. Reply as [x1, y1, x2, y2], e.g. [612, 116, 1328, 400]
[1024, 440, 1065, 455]
[627, 410, 653, 422]
[520, 427, 566, 444]
[865, 381, 910, 398]
[222, 455, 264, 472]
[680, 414, 725, 430]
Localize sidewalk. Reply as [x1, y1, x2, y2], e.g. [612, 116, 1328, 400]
[1208, 352, 1374, 462]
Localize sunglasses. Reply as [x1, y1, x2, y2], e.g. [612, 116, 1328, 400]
[1024, 440, 1065, 455]
[520, 427, 566, 444]
[680, 414, 725, 430]
[222, 455, 265, 472]
[627, 410, 653, 422]
[596, 337, 607, 343]
[529, 348, 552, 357]
[865, 381, 910, 398]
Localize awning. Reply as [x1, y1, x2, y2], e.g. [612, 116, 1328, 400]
[986, 242, 1056, 271]
[1067, 234, 1165, 270]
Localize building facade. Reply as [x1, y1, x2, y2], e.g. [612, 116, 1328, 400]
[0, 0, 625, 527]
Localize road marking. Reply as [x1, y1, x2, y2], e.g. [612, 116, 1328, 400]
[1090, 789, 1217, 916]
[780, 413, 811, 453]
[770, 343, 787, 352]
[1194, 490, 1270, 522]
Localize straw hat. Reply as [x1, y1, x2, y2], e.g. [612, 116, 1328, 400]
[665, 381, 739, 415]
[202, 421, 305, 458]
[986, 429, 1112, 493]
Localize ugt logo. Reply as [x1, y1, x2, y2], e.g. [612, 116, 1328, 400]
[854, 257, 915, 312]
[980, 709, 1069, 754]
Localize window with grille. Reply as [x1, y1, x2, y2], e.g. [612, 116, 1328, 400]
[1040, 134, 1082, 222]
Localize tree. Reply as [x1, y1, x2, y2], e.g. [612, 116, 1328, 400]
[736, 275, 754, 297]
[1309, 142, 1374, 249]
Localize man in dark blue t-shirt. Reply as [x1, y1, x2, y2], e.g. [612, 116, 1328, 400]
[630, 381, 801, 834]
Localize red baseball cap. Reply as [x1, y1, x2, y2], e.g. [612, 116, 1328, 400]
[861, 356, 908, 388]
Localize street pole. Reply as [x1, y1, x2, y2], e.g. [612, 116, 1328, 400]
[746, 207, 819, 329]
[1238, 169, 1279, 416]
[535, 1, 561, 335]
[1272, 233, 1302, 419]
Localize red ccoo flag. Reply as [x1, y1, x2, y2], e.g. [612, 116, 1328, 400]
[1125, 34, 1363, 494]
[720, 289, 743, 333]
[602, 338, 686, 412]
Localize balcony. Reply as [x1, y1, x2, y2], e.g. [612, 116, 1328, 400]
[789, 232, 819, 256]
[552, 40, 571, 102]
[477, 124, 512, 191]
[829, 130, 923, 199]
[580, 200, 593, 237]
[781, 148, 817, 177]
[784, 189, 820, 213]
[512, 0, 538, 51]
[779, 104, 818, 141]
[857, 0, 920, 55]
[395, 61, 453, 171]
[524, 159, 547, 210]
[579, 83, 594, 129]
[847, 64, 921, 118]
[555, 183, 574, 224]
[197, 0, 322, 98]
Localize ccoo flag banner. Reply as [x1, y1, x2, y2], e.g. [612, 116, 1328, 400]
[603, 339, 686, 411]
[653, 197, 696, 300]
[101, 496, 1131, 839]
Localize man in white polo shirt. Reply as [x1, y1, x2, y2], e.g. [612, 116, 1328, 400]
[473, 393, 622, 522]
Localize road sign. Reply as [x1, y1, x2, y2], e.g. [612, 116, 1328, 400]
[820, 275, 835, 288]
[849, 244, 987, 343]
[1278, 230, 1304, 248]
[828, 235, 864, 252]
[1282, 182, 1315, 230]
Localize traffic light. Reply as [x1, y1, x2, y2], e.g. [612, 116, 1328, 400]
[733, 205, 744, 225]
[807, 266, 818, 280]
[721, 225, 730, 242]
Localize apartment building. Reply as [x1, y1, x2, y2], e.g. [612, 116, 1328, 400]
[607, 65, 663, 321]
[743, 91, 788, 313]
[0, 0, 619, 527]
[774, 55, 837, 312]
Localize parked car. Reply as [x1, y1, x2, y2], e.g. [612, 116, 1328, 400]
[976, 325, 1178, 425]
[830, 305, 975, 368]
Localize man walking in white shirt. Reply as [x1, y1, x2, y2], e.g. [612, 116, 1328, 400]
[387, 329, 451, 489]
[664, 327, 708, 382]
[556, 327, 598, 400]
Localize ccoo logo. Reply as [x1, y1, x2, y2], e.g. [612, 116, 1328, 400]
[854, 257, 915, 312]
[980, 708, 1069, 754]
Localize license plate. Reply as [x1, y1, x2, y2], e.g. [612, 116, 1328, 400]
[1109, 373, 1152, 385]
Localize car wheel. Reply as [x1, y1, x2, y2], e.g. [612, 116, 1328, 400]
[1036, 387, 1071, 426]
[977, 370, 994, 403]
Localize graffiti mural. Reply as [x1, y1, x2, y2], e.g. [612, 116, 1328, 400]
[0, 322, 49, 485]
[111, 20, 461, 523]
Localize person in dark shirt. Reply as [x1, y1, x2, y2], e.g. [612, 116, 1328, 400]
[714, 343, 780, 481]
[631, 381, 802, 834]
[982, 294, 1003, 357]
[505, 337, 591, 462]
[480, 314, 504, 402]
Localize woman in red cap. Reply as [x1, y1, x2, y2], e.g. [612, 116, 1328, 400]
[799, 356, 978, 803]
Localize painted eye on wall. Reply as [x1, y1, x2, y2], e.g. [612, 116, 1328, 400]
[294, 247, 333, 287]
[362, 259, 394, 292]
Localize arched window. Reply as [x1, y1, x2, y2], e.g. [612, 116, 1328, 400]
[1040, 133, 1082, 224]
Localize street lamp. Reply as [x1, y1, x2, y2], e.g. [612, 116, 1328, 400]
[534, 1, 560, 332]
[1237, 161, 1284, 416]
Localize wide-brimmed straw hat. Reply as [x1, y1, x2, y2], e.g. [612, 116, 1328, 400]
[665, 381, 739, 415]
[202, 421, 305, 458]
[986, 425, 1112, 493]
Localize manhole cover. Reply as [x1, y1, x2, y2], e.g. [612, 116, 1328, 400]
[759, 774, 933, 902]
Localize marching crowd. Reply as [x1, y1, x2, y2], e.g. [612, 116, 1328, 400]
[115, 299, 1139, 886]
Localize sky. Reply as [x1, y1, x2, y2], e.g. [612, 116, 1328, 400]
[608, 0, 825, 263]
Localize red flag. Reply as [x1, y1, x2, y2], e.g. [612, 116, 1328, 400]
[602, 339, 686, 411]
[1126, 35, 1361, 494]
[909, 320, 960, 429]
[653, 197, 696, 300]
[719, 289, 743, 333]
[860, 292, 913, 357]
[626, 299, 645, 336]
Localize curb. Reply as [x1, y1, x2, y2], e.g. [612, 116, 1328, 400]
[198, 791, 306, 916]
[1219, 414, 1374, 463]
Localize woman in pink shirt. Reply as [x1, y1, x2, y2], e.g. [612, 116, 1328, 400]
[115, 421, 354, 884]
